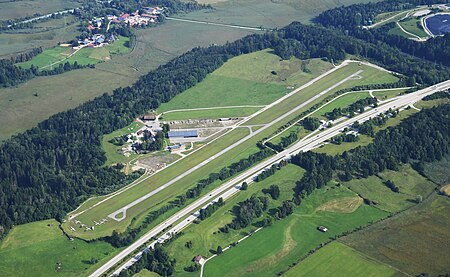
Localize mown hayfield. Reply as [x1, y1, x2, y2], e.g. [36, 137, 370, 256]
[0, 219, 118, 277]
[203, 185, 388, 277]
[0, 0, 79, 21]
[312, 91, 371, 118]
[398, 17, 428, 38]
[245, 62, 399, 125]
[284, 242, 401, 277]
[183, 0, 377, 28]
[157, 50, 333, 113]
[160, 106, 262, 121]
[340, 194, 450, 276]
[372, 88, 408, 100]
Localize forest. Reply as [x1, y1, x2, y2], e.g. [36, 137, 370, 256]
[2, 16, 450, 239]
[315, 0, 450, 67]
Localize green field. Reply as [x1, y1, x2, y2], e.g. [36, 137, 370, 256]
[422, 154, 450, 185]
[245, 62, 399, 125]
[398, 17, 428, 38]
[18, 36, 130, 69]
[345, 165, 436, 213]
[312, 91, 371, 118]
[284, 242, 401, 277]
[340, 194, 450, 276]
[157, 50, 333, 113]
[0, 0, 80, 21]
[203, 185, 388, 276]
[313, 134, 373, 156]
[372, 88, 409, 100]
[183, 0, 377, 29]
[160, 107, 262, 121]
[0, 219, 118, 277]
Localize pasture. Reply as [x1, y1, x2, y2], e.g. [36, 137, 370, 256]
[0, 219, 118, 277]
[284, 242, 401, 277]
[182, 0, 378, 29]
[340, 195, 450, 276]
[203, 185, 388, 277]
[157, 50, 333, 113]
[0, 0, 79, 21]
[344, 165, 436, 213]
[18, 36, 130, 69]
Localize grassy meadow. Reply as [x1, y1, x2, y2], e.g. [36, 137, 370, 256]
[284, 242, 402, 277]
[0, 0, 80, 21]
[203, 184, 388, 276]
[157, 50, 333, 113]
[340, 194, 450, 276]
[0, 219, 118, 277]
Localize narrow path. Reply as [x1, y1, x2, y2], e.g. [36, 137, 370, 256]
[200, 227, 263, 277]
[395, 22, 427, 41]
[40, 46, 85, 70]
[166, 17, 265, 31]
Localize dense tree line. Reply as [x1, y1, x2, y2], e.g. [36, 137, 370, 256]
[423, 90, 450, 101]
[255, 160, 289, 182]
[223, 195, 269, 230]
[324, 97, 377, 120]
[118, 244, 176, 277]
[198, 198, 225, 220]
[330, 133, 359, 145]
[10, 47, 43, 63]
[262, 185, 280, 200]
[301, 117, 321, 131]
[265, 131, 298, 152]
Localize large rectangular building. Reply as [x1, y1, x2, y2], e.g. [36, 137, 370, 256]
[168, 130, 198, 138]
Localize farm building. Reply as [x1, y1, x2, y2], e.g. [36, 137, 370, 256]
[168, 130, 198, 138]
[193, 255, 205, 264]
[168, 144, 186, 153]
[142, 114, 156, 121]
[318, 226, 328, 232]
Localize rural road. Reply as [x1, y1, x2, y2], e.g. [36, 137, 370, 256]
[107, 61, 362, 221]
[166, 17, 264, 31]
[90, 78, 450, 277]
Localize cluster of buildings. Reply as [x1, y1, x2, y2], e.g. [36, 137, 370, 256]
[74, 33, 116, 49]
[108, 6, 163, 27]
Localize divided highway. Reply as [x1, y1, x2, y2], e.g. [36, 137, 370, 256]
[90, 80, 450, 277]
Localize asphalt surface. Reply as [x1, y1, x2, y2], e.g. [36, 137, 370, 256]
[90, 79, 450, 277]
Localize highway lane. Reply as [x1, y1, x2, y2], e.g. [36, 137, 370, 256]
[107, 62, 362, 221]
[91, 80, 450, 277]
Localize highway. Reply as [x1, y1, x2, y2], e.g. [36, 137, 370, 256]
[90, 80, 450, 277]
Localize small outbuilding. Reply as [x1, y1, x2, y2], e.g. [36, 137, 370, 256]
[318, 226, 328, 232]
[193, 255, 205, 264]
